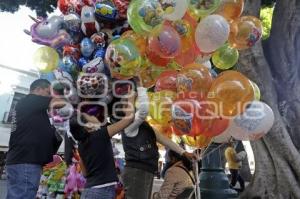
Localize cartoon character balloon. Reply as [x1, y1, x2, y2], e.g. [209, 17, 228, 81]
[80, 37, 95, 58]
[95, 1, 118, 22]
[160, 0, 188, 21]
[229, 16, 263, 50]
[105, 38, 142, 79]
[81, 6, 100, 37]
[228, 101, 274, 141]
[24, 15, 72, 49]
[195, 14, 230, 53]
[127, 0, 164, 34]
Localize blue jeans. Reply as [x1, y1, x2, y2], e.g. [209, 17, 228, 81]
[81, 185, 116, 199]
[6, 164, 42, 199]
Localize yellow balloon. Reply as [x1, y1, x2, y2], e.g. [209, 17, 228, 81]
[33, 46, 59, 73]
[181, 135, 211, 148]
[149, 90, 177, 126]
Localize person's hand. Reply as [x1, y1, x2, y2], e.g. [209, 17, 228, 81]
[82, 113, 101, 133]
[182, 151, 197, 161]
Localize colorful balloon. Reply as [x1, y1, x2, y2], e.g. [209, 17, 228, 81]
[171, 99, 202, 136]
[229, 16, 263, 50]
[195, 15, 230, 53]
[212, 44, 239, 70]
[127, 0, 164, 34]
[177, 63, 213, 96]
[189, 0, 221, 18]
[139, 61, 166, 88]
[149, 90, 177, 125]
[148, 25, 181, 58]
[81, 5, 100, 37]
[146, 47, 171, 67]
[228, 101, 274, 141]
[155, 70, 178, 92]
[208, 71, 255, 117]
[105, 38, 142, 79]
[95, 1, 118, 22]
[121, 30, 147, 55]
[216, 0, 244, 21]
[181, 134, 211, 148]
[60, 56, 78, 77]
[161, 0, 188, 21]
[80, 37, 95, 58]
[33, 46, 59, 73]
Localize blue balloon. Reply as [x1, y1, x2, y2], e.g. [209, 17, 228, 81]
[95, 2, 118, 22]
[78, 57, 89, 69]
[80, 37, 95, 58]
[94, 47, 106, 59]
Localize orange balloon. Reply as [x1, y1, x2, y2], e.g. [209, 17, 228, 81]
[146, 47, 171, 67]
[199, 116, 229, 137]
[216, 0, 244, 21]
[177, 63, 213, 96]
[181, 135, 211, 148]
[229, 16, 263, 50]
[155, 70, 178, 92]
[208, 71, 254, 117]
[122, 30, 147, 55]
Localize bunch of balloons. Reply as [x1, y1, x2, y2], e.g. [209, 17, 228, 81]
[27, 0, 274, 150]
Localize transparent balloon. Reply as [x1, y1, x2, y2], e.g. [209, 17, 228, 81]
[33, 46, 59, 73]
[212, 44, 239, 70]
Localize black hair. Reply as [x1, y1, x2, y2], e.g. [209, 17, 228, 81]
[168, 150, 193, 171]
[30, 79, 51, 91]
[69, 113, 89, 142]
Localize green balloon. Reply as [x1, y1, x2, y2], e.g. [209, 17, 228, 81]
[250, 81, 261, 100]
[127, 0, 164, 34]
[212, 44, 239, 70]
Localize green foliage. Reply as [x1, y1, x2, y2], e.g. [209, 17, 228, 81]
[0, 0, 56, 17]
[260, 6, 274, 40]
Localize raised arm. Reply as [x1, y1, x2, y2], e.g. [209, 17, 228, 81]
[124, 86, 149, 137]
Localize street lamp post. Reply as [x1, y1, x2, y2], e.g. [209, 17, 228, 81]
[199, 142, 238, 199]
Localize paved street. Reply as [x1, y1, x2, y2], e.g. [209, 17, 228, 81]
[0, 180, 7, 199]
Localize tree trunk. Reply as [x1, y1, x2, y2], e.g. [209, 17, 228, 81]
[237, 0, 300, 198]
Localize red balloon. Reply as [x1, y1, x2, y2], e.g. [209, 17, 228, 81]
[146, 48, 171, 67]
[155, 70, 178, 92]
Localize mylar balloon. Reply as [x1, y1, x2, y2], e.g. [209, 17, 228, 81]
[161, 0, 188, 21]
[105, 38, 142, 79]
[60, 56, 78, 77]
[195, 15, 230, 53]
[229, 16, 263, 50]
[80, 37, 95, 58]
[33, 46, 59, 73]
[149, 91, 177, 125]
[229, 101, 274, 141]
[212, 44, 239, 70]
[155, 70, 178, 92]
[148, 25, 181, 58]
[208, 71, 254, 117]
[127, 0, 164, 34]
[181, 134, 211, 148]
[216, 0, 244, 21]
[189, 0, 221, 18]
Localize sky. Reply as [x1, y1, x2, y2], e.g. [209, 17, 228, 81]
[0, 6, 61, 71]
